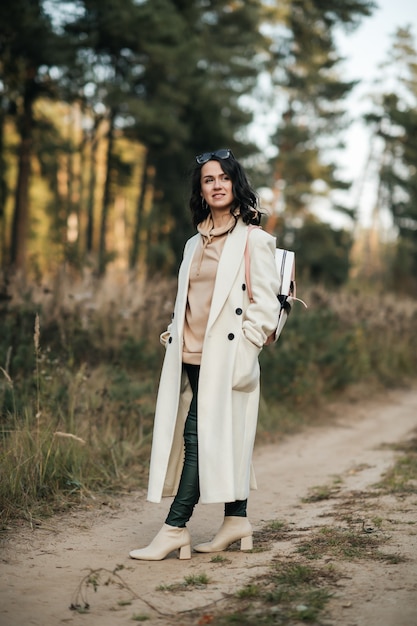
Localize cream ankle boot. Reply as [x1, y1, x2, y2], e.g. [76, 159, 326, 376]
[129, 524, 191, 561]
[193, 516, 253, 553]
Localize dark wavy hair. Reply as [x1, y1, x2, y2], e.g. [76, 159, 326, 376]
[189, 152, 262, 228]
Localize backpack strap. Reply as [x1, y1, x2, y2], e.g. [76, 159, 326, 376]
[245, 225, 307, 308]
[244, 225, 261, 303]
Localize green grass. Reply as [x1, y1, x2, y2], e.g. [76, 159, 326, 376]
[184, 573, 210, 587]
[297, 526, 407, 563]
[157, 573, 210, 593]
[302, 480, 342, 503]
[266, 520, 286, 532]
[236, 584, 262, 599]
[211, 562, 337, 625]
[211, 554, 231, 564]
[376, 438, 417, 494]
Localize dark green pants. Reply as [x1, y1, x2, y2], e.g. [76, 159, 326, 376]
[165, 364, 247, 528]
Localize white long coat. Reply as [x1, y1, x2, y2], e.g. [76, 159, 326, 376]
[147, 218, 280, 504]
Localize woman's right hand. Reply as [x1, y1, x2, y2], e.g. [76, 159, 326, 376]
[160, 330, 171, 348]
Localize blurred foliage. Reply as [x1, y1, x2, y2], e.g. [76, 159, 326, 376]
[260, 286, 417, 410]
[268, 0, 375, 218]
[0, 0, 377, 279]
[290, 217, 353, 286]
[364, 25, 417, 294]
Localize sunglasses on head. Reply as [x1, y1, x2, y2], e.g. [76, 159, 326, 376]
[195, 148, 233, 165]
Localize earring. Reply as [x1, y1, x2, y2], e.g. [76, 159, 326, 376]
[201, 198, 209, 211]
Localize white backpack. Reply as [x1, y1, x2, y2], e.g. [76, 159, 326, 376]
[244, 226, 307, 344]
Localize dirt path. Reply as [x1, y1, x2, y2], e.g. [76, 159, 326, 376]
[1, 387, 417, 626]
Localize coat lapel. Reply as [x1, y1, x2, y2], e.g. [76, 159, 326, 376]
[175, 235, 199, 329]
[207, 219, 247, 330]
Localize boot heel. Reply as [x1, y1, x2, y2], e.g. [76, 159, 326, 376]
[240, 535, 253, 551]
[179, 544, 191, 560]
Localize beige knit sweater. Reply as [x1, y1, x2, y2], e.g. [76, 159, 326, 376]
[182, 214, 237, 364]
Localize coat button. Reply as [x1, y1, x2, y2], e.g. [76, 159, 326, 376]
[228, 333, 235, 340]
[235, 308, 242, 315]
[168, 337, 173, 343]
[242, 284, 246, 291]
[171, 312, 174, 319]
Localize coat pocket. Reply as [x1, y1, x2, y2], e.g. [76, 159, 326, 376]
[232, 333, 261, 393]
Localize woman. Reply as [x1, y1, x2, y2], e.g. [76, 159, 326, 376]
[129, 149, 280, 561]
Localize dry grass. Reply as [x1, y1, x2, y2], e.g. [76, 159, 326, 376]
[6, 266, 177, 340]
[1, 271, 417, 526]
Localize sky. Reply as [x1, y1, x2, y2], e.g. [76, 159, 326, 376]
[251, 0, 417, 231]
[328, 0, 417, 230]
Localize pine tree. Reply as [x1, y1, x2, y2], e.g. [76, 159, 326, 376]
[369, 26, 417, 291]
[132, 0, 270, 272]
[0, 0, 69, 271]
[269, 0, 375, 219]
[64, 0, 150, 274]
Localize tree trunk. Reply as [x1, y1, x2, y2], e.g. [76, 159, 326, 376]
[86, 134, 97, 256]
[130, 150, 149, 270]
[98, 108, 116, 276]
[10, 78, 35, 271]
[0, 101, 7, 269]
[85, 113, 104, 257]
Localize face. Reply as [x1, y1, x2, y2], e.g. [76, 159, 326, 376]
[200, 160, 234, 215]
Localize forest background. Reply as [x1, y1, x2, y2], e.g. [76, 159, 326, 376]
[1, 0, 417, 525]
